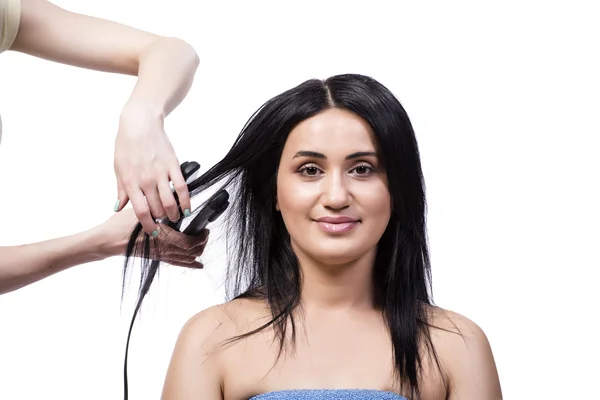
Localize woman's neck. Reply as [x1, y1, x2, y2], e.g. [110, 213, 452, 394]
[292, 243, 378, 311]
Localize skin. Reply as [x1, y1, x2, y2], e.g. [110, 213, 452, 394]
[161, 109, 503, 400]
[9, 0, 199, 232]
[0, 208, 209, 295]
[0, 0, 205, 293]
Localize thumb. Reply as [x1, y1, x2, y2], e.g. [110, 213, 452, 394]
[114, 179, 130, 212]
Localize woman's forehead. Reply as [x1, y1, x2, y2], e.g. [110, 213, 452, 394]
[284, 109, 377, 154]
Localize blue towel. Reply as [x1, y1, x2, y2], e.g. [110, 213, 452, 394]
[249, 389, 407, 400]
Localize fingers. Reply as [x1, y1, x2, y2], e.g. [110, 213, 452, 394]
[128, 188, 158, 235]
[170, 167, 191, 217]
[114, 180, 130, 212]
[118, 170, 186, 228]
[138, 223, 210, 267]
[138, 225, 207, 269]
[150, 242, 203, 269]
[119, 173, 175, 235]
[141, 177, 168, 221]
[189, 229, 210, 250]
[148, 240, 205, 268]
[167, 227, 209, 253]
[158, 179, 180, 222]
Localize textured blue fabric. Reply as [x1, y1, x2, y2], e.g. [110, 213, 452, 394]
[248, 389, 408, 400]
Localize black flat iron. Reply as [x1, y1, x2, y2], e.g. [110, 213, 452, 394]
[175, 161, 230, 235]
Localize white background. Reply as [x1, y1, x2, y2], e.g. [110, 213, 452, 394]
[1, 0, 599, 398]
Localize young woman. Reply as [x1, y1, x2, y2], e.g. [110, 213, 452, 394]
[126, 74, 503, 399]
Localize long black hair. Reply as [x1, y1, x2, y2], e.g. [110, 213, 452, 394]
[122, 73, 440, 398]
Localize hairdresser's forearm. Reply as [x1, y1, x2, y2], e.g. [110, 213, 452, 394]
[0, 228, 118, 295]
[123, 38, 199, 119]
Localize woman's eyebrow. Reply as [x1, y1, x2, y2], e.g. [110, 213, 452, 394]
[292, 150, 377, 160]
[345, 151, 377, 160]
[293, 150, 325, 159]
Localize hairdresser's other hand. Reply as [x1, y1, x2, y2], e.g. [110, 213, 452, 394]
[113, 103, 191, 236]
[96, 208, 209, 268]
[142, 222, 209, 269]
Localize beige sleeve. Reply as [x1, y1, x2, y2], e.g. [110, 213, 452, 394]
[0, 0, 21, 53]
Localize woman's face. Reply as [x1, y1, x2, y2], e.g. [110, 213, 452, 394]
[276, 108, 392, 265]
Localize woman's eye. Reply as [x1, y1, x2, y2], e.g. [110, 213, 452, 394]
[352, 164, 374, 175]
[299, 164, 374, 177]
[305, 166, 319, 175]
[355, 165, 370, 174]
[298, 165, 321, 176]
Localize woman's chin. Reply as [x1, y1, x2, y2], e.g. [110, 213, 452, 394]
[290, 238, 377, 267]
[310, 246, 373, 267]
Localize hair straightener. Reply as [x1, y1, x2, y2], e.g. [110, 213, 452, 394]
[175, 161, 230, 235]
[122, 161, 229, 400]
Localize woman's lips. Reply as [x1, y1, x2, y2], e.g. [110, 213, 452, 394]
[313, 216, 360, 234]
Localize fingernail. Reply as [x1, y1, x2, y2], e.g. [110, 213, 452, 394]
[151, 230, 159, 237]
[184, 208, 191, 217]
[113, 199, 120, 212]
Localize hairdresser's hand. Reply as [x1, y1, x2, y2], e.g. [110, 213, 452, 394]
[96, 208, 209, 268]
[113, 103, 192, 236]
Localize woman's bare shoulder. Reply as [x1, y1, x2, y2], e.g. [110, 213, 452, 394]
[162, 297, 273, 397]
[425, 305, 486, 337]
[424, 305, 503, 399]
[180, 296, 271, 346]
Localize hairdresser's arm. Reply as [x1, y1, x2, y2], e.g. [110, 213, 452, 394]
[0, 226, 121, 296]
[440, 311, 503, 400]
[0, 208, 209, 295]
[10, 0, 199, 235]
[162, 306, 225, 399]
